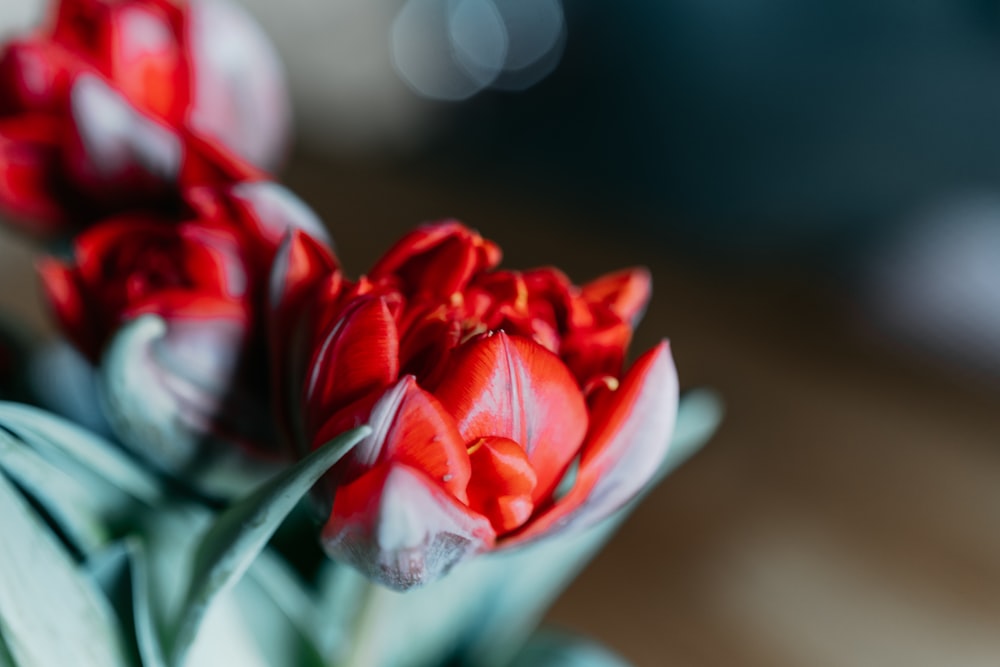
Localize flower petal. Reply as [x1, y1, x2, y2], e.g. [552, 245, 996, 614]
[65, 73, 182, 196]
[581, 268, 651, 328]
[369, 221, 501, 299]
[322, 463, 494, 590]
[467, 436, 537, 534]
[268, 230, 340, 451]
[228, 180, 331, 251]
[504, 341, 678, 546]
[185, 0, 291, 171]
[305, 295, 399, 432]
[317, 376, 471, 501]
[104, 2, 187, 121]
[435, 332, 588, 503]
[0, 116, 67, 231]
[38, 257, 101, 360]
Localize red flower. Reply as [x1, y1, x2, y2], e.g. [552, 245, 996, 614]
[37, 181, 329, 472]
[270, 223, 677, 589]
[0, 0, 289, 237]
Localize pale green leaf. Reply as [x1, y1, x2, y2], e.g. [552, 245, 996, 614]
[0, 429, 110, 554]
[0, 471, 129, 667]
[0, 402, 161, 504]
[505, 630, 631, 667]
[86, 540, 169, 667]
[169, 426, 369, 666]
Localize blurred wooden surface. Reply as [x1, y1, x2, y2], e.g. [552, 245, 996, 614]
[4, 155, 1000, 666]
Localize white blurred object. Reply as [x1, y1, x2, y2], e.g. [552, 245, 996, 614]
[3, 0, 564, 154]
[0, 1, 44, 34]
[865, 195, 1000, 375]
[390, 0, 565, 101]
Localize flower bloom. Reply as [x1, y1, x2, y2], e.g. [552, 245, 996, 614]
[38, 181, 328, 470]
[0, 0, 289, 237]
[271, 222, 678, 589]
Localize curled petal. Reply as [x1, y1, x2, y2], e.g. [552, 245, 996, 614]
[370, 221, 501, 299]
[186, 0, 291, 171]
[435, 332, 587, 503]
[268, 230, 340, 450]
[323, 463, 494, 590]
[504, 341, 678, 546]
[305, 295, 399, 432]
[228, 180, 331, 250]
[581, 268, 652, 328]
[99, 309, 261, 475]
[317, 376, 471, 500]
[467, 436, 537, 534]
[65, 73, 182, 196]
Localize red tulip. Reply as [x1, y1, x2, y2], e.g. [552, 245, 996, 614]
[270, 223, 678, 589]
[37, 181, 330, 471]
[0, 0, 288, 237]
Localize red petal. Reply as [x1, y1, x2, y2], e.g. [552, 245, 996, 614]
[332, 376, 471, 501]
[268, 230, 340, 451]
[581, 267, 651, 328]
[435, 331, 588, 503]
[323, 463, 494, 590]
[179, 130, 264, 187]
[369, 221, 501, 299]
[505, 341, 678, 546]
[104, 3, 187, 121]
[304, 295, 399, 433]
[0, 41, 74, 114]
[0, 117, 67, 232]
[227, 181, 330, 254]
[37, 257, 101, 360]
[467, 436, 537, 534]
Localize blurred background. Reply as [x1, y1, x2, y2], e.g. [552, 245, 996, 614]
[4, 1, 1000, 665]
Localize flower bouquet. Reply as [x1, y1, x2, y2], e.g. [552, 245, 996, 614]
[0, 2, 721, 666]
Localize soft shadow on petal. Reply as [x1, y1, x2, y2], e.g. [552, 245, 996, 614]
[503, 341, 678, 547]
[323, 463, 494, 591]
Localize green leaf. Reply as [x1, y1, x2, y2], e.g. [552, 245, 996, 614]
[87, 540, 169, 667]
[0, 471, 129, 667]
[0, 429, 110, 554]
[504, 630, 631, 667]
[169, 426, 370, 666]
[0, 402, 161, 504]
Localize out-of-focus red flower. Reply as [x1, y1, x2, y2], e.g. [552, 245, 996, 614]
[0, 0, 289, 237]
[37, 181, 329, 469]
[270, 222, 677, 589]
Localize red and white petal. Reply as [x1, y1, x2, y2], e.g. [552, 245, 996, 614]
[185, 0, 291, 171]
[228, 180, 331, 251]
[304, 295, 399, 431]
[581, 267, 652, 328]
[65, 73, 182, 195]
[322, 463, 495, 590]
[268, 230, 340, 450]
[504, 341, 678, 546]
[435, 332, 588, 503]
[334, 376, 471, 500]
